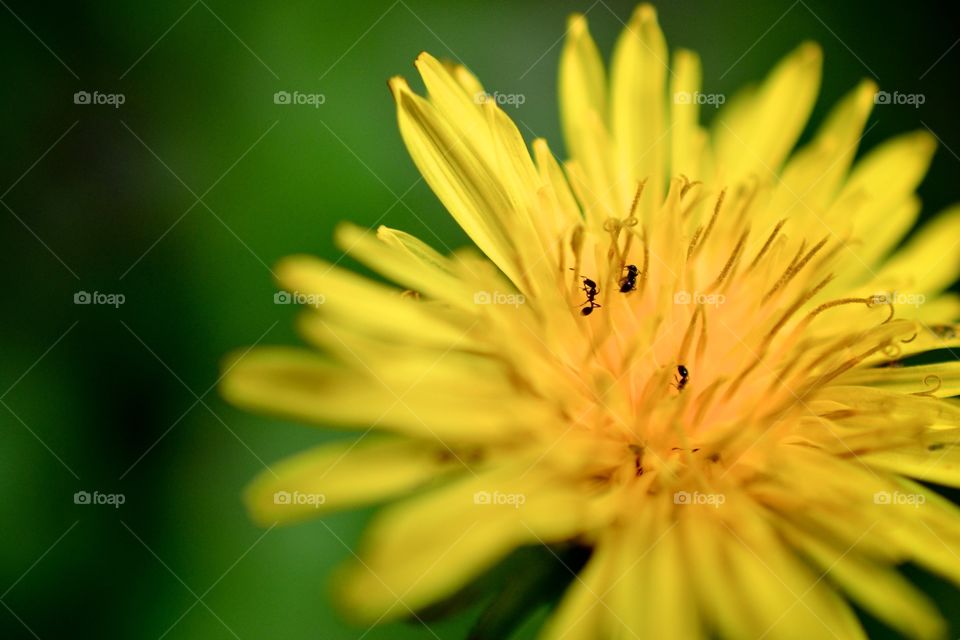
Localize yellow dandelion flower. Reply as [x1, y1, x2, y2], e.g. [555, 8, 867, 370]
[222, 4, 960, 638]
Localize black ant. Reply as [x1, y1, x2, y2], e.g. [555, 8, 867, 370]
[618, 264, 639, 293]
[673, 364, 689, 392]
[579, 277, 601, 316]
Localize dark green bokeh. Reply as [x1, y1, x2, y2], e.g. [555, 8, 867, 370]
[2, 1, 958, 638]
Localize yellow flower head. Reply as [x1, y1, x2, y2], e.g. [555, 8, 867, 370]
[223, 4, 960, 638]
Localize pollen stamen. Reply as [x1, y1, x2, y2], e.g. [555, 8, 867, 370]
[689, 189, 726, 259]
[763, 236, 829, 302]
[619, 218, 640, 269]
[764, 242, 804, 300]
[625, 179, 645, 225]
[557, 235, 567, 280]
[690, 377, 725, 430]
[638, 225, 650, 296]
[687, 225, 704, 261]
[695, 307, 709, 366]
[866, 295, 896, 324]
[746, 219, 787, 273]
[677, 305, 704, 364]
[803, 296, 864, 323]
[881, 342, 902, 359]
[758, 347, 807, 400]
[707, 227, 749, 292]
[731, 181, 760, 228]
[678, 174, 702, 200]
[766, 275, 835, 345]
[798, 339, 900, 399]
[724, 275, 834, 400]
[912, 374, 942, 397]
[569, 224, 585, 296]
[680, 188, 710, 218]
[810, 236, 849, 274]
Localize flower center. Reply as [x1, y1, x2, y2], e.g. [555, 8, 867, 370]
[545, 176, 917, 493]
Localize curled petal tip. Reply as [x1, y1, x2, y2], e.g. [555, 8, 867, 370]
[567, 13, 588, 35]
[632, 3, 658, 25]
[797, 41, 823, 64]
[387, 75, 410, 98]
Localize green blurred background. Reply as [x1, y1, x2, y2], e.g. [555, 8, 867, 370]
[1, 0, 958, 638]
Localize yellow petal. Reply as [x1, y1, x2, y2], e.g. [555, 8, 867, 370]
[714, 42, 822, 184]
[790, 79, 876, 208]
[834, 130, 936, 222]
[863, 438, 960, 487]
[831, 195, 919, 289]
[563, 114, 621, 230]
[333, 223, 477, 311]
[764, 80, 875, 233]
[838, 361, 960, 397]
[559, 13, 607, 165]
[780, 520, 944, 640]
[415, 52, 491, 159]
[864, 319, 960, 361]
[809, 79, 877, 196]
[482, 101, 557, 292]
[726, 499, 866, 639]
[683, 497, 865, 639]
[810, 385, 960, 427]
[443, 59, 486, 98]
[685, 510, 754, 638]
[609, 498, 702, 639]
[413, 55, 559, 292]
[220, 347, 546, 441]
[913, 293, 960, 326]
[828, 131, 936, 283]
[882, 479, 960, 586]
[245, 437, 460, 525]
[539, 540, 615, 640]
[669, 49, 705, 181]
[337, 464, 591, 621]
[532, 137, 583, 233]
[767, 447, 960, 584]
[390, 76, 523, 286]
[870, 204, 960, 296]
[275, 254, 477, 349]
[610, 4, 668, 217]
